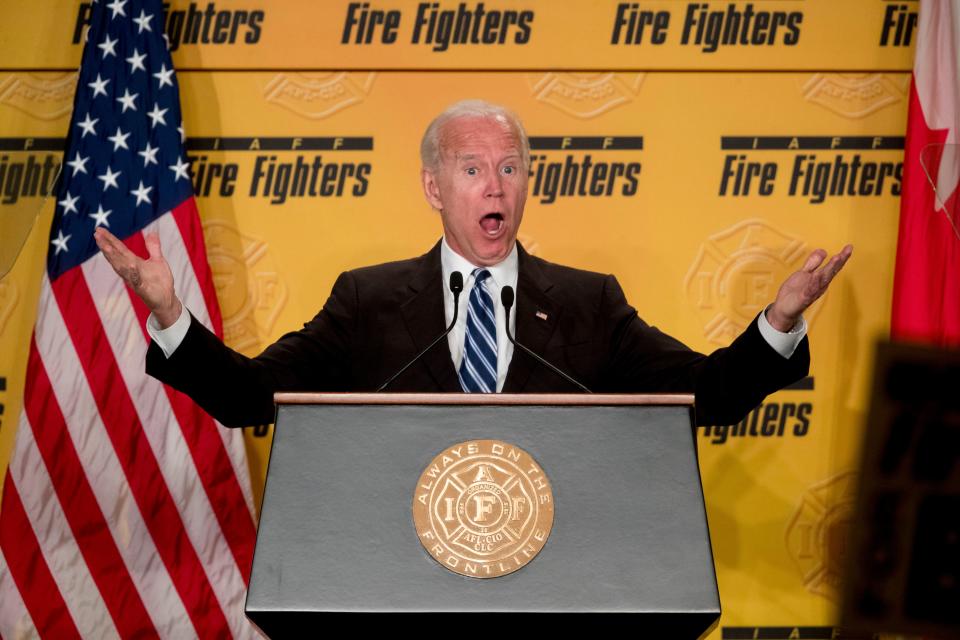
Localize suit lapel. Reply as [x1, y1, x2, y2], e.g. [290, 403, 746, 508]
[503, 244, 561, 392]
[399, 241, 462, 392]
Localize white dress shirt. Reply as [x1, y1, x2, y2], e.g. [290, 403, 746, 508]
[147, 240, 807, 380]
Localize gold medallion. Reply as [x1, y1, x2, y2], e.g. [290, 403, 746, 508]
[412, 440, 554, 578]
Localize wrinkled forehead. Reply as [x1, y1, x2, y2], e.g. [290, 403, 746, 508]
[438, 115, 522, 160]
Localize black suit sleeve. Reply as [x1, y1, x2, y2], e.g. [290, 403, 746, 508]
[146, 270, 360, 427]
[598, 274, 809, 426]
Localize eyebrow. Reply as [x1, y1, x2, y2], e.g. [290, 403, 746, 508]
[454, 152, 521, 163]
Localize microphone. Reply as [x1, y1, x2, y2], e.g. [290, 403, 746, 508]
[377, 271, 463, 392]
[500, 286, 592, 393]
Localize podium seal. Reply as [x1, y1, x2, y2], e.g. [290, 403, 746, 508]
[412, 440, 554, 578]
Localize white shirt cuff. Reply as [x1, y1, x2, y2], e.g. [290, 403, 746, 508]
[757, 305, 806, 359]
[146, 306, 190, 359]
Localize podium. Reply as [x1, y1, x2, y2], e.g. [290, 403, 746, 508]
[246, 393, 719, 636]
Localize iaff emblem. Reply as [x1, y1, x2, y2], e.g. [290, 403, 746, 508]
[526, 72, 645, 119]
[684, 219, 825, 345]
[0, 73, 77, 121]
[784, 472, 858, 601]
[263, 72, 376, 120]
[801, 73, 908, 119]
[202, 221, 287, 355]
[413, 440, 554, 578]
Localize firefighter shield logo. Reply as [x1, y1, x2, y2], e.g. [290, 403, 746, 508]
[685, 219, 826, 345]
[413, 440, 554, 578]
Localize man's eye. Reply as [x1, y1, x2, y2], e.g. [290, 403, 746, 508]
[466, 167, 477, 176]
[502, 166, 514, 175]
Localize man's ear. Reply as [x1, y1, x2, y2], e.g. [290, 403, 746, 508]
[421, 167, 444, 211]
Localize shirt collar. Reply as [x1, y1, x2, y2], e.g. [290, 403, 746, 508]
[440, 236, 518, 289]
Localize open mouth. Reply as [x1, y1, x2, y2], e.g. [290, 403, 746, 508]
[480, 212, 504, 236]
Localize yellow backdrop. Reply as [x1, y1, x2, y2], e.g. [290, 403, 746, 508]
[0, 2, 915, 638]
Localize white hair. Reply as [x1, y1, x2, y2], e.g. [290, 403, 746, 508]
[420, 99, 530, 172]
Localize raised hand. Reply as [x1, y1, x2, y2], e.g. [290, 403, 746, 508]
[94, 227, 182, 328]
[766, 245, 854, 332]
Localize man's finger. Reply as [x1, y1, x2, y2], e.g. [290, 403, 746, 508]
[823, 245, 853, 279]
[95, 227, 133, 259]
[817, 262, 840, 291]
[95, 231, 126, 265]
[815, 248, 852, 291]
[144, 232, 164, 260]
[802, 249, 828, 272]
[94, 227, 140, 279]
[93, 226, 118, 253]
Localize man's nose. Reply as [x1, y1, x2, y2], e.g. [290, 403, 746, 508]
[485, 173, 504, 198]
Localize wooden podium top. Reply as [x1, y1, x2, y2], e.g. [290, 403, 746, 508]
[274, 392, 695, 406]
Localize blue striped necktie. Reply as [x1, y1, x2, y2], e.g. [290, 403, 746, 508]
[458, 268, 498, 393]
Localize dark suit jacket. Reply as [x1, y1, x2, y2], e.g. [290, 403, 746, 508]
[147, 241, 809, 427]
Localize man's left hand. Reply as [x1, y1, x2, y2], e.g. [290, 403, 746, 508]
[766, 245, 854, 332]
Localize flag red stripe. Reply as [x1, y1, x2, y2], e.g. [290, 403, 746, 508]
[22, 339, 160, 639]
[49, 269, 231, 638]
[0, 473, 82, 640]
[124, 227, 256, 581]
[172, 198, 224, 337]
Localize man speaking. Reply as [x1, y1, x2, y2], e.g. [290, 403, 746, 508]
[93, 100, 852, 428]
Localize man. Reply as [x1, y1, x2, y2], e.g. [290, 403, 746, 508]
[94, 100, 852, 427]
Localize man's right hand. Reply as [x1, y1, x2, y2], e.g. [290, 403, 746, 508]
[94, 227, 182, 328]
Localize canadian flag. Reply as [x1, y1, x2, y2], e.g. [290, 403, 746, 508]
[891, 0, 960, 345]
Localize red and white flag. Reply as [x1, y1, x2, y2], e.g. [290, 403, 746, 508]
[0, 0, 258, 637]
[891, 0, 960, 345]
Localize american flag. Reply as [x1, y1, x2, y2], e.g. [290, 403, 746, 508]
[0, 0, 258, 637]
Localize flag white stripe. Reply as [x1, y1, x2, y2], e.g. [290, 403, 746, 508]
[915, 0, 960, 208]
[0, 543, 40, 639]
[82, 250, 255, 640]
[915, 0, 960, 136]
[7, 417, 120, 640]
[33, 277, 197, 640]
[152, 216, 256, 521]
